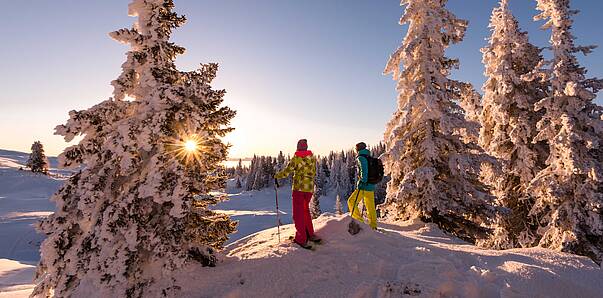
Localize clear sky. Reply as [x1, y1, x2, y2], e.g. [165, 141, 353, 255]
[1, 0, 602, 159]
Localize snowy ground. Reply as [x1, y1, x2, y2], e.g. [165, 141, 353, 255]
[176, 214, 603, 298]
[0, 150, 66, 297]
[1, 149, 602, 297]
[214, 182, 339, 244]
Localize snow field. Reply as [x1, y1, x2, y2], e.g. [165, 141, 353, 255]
[0, 259, 35, 297]
[1, 151, 602, 297]
[176, 214, 602, 297]
[0, 151, 65, 297]
[214, 182, 339, 244]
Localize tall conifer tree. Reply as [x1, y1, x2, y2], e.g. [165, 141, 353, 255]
[27, 141, 49, 174]
[33, 1, 237, 296]
[381, 0, 497, 242]
[479, 0, 550, 249]
[526, 0, 603, 263]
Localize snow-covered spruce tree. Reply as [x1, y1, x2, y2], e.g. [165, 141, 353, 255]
[251, 156, 269, 190]
[338, 154, 353, 198]
[33, 1, 237, 297]
[320, 156, 330, 179]
[315, 161, 327, 198]
[27, 141, 49, 174]
[265, 156, 276, 186]
[247, 170, 256, 190]
[346, 150, 357, 188]
[381, 0, 498, 242]
[335, 194, 343, 215]
[245, 155, 257, 191]
[328, 156, 342, 196]
[310, 185, 322, 219]
[258, 156, 267, 188]
[371, 143, 390, 208]
[252, 164, 263, 190]
[235, 159, 244, 178]
[478, 0, 550, 249]
[524, 0, 603, 264]
[276, 151, 285, 171]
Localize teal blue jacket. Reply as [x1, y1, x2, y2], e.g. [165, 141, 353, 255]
[356, 149, 376, 191]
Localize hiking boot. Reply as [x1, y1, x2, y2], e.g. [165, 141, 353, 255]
[293, 240, 313, 250]
[309, 235, 323, 244]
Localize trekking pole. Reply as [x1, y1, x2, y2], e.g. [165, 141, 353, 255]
[351, 190, 361, 218]
[361, 204, 365, 220]
[274, 179, 281, 243]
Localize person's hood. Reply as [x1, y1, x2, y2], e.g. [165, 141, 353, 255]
[295, 150, 313, 158]
[357, 148, 371, 156]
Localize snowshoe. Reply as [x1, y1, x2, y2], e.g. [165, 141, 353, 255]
[309, 236, 323, 245]
[293, 239, 315, 250]
[348, 219, 362, 235]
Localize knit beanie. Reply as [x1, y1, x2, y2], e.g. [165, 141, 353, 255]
[355, 142, 367, 151]
[297, 139, 308, 151]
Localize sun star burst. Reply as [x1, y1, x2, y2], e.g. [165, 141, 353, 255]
[168, 133, 205, 166]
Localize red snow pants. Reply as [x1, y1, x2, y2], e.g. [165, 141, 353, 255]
[292, 190, 315, 244]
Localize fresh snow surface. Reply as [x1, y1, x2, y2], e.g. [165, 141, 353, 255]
[176, 214, 602, 298]
[213, 182, 339, 244]
[0, 150, 65, 297]
[0, 259, 35, 298]
[0, 150, 64, 263]
[1, 153, 602, 297]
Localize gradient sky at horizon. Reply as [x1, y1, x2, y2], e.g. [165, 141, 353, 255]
[1, 0, 602, 159]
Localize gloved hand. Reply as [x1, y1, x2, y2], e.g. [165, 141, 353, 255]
[274, 178, 280, 188]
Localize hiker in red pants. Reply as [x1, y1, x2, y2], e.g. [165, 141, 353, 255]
[275, 139, 322, 249]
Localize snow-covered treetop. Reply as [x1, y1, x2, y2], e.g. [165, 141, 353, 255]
[384, 0, 471, 143]
[109, 0, 187, 101]
[532, 0, 603, 173]
[385, 0, 467, 81]
[534, 0, 603, 97]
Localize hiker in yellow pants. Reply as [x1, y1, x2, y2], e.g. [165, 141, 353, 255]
[348, 189, 377, 229]
[347, 142, 377, 229]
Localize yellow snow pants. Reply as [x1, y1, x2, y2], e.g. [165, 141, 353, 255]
[347, 189, 377, 229]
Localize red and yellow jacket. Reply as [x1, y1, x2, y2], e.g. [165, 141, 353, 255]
[275, 150, 316, 193]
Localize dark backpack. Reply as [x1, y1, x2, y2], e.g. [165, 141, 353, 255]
[358, 154, 384, 184]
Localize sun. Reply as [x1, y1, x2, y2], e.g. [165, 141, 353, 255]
[184, 139, 198, 152]
[168, 133, 205, 166]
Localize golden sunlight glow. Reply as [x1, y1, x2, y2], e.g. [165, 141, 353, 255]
[184, 139, 198, 152]
[168, 133, 206, 166]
